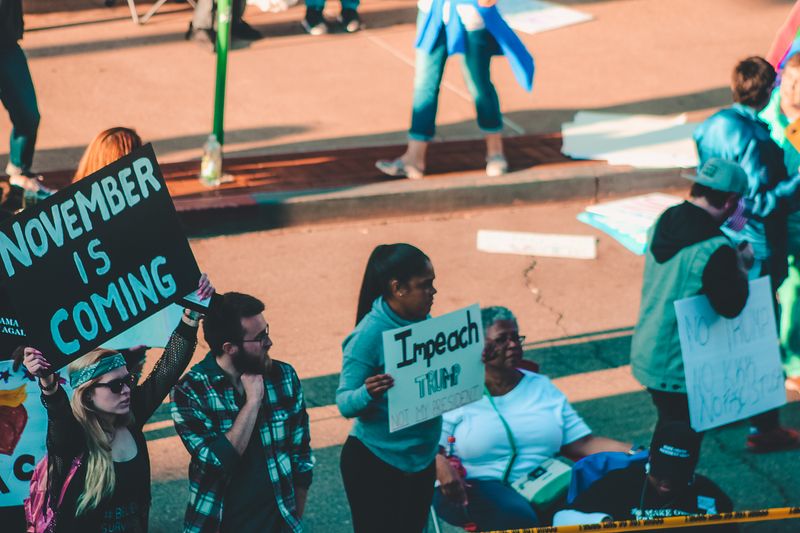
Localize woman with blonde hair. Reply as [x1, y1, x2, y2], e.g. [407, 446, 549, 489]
[23, 274, 214, 532]
[72, 127, 142, 183]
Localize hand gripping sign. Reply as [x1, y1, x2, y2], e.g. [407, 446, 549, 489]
[0, 145, 201, 370]
[384, 304, 485, 433]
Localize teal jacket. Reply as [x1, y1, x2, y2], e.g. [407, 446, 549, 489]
[336, 297, 442, 472]
[694, 104, 800, 285]
[631, 203, 748, 393]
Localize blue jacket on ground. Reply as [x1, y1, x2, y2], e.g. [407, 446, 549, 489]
[336, 297, 443, 472]
[415, 0, 534, 92]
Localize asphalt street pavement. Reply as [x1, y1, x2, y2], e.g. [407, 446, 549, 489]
[144, 194, 800, 532]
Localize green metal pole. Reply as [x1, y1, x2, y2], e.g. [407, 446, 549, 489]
[213, 0, 232, 145]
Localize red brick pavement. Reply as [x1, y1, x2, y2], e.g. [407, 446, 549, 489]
[31, 132, 587, 210]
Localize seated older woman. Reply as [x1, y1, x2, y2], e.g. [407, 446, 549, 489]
[433, 306, 631, 531]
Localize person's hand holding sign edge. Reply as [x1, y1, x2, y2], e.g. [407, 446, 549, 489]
[365, 373, 394, 398]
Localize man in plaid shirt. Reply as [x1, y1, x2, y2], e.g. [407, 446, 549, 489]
[171, 292, 314, 532]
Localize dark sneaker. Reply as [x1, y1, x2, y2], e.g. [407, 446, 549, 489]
[339, 8, 362, 33]
[746, 427, 800, 453]
[232, 20, 261, 40]
[302, 8, 328, 35]
[186, 24, 216, 52]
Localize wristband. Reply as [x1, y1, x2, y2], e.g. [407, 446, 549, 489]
[183, 309, 202, 325]
[39, 378, 57, 393]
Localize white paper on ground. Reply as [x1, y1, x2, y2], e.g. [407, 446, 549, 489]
[561, 111, 699, 168]
[498, 0, 593, 35]
[247, 0, 297, 12]
[576, 193, 683, 255]
[477, 229, 597, 259]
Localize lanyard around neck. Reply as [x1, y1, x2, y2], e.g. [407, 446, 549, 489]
[484, 386, 517, 484]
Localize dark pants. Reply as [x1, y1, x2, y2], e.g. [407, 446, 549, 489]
[340, 436, 436, 533]
[192, 0, 245, 30]
[0, 43, 39, 172]
[433, 479, 539, 531]
[648, 388, 780, 437]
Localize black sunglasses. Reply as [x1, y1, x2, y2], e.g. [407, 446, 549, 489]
[93, 374, 134, 394]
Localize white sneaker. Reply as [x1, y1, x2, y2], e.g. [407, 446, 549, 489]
[6, 163, 54, 197]
[486, 154, 508, 177]
[375, 158, 424, 180]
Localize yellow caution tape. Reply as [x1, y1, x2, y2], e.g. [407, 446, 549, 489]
[0, 384, 27, 408]
[483, 506, 800, 532]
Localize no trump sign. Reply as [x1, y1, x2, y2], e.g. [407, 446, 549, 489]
[675, 276, 785, 432]
[384, 304, 485, 433]
[0, 144, 200, 369]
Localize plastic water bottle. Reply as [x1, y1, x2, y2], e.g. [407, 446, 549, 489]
[200, 134, 222, 187]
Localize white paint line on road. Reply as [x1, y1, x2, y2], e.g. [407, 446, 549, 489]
[363, 30, 527, 135]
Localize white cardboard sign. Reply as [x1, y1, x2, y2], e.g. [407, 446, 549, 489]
[675, 277, 785, 432]
[384, 304, 485, 433]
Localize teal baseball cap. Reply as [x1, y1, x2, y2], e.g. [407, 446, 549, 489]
[685, 158, 748, 195]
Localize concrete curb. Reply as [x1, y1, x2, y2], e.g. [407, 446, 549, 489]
[176, 163, 688, 236]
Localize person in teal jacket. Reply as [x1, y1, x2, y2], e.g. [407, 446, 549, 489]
[758, 52, 800, 383]
[337, 243, 441, 532]
[694, 56, 800, 291]
[631, 158, 800, 453]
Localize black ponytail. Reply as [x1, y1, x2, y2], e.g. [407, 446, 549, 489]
[355, 243, 431, 325]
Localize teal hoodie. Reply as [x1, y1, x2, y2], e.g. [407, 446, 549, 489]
[336, 297, 442, 472]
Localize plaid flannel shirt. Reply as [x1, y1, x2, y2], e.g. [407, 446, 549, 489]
[171, 352, 314, 533]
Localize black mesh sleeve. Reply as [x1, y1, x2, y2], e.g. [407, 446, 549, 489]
[131, 319, 198, 428]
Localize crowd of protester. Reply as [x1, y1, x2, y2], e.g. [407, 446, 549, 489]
[4, 0, 800, 532]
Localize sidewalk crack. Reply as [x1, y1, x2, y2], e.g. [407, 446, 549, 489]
[523, 259, 568, 336]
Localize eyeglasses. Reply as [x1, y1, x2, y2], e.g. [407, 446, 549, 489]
[241, 329, 270, 346]
[93, 374, 134, 394]
[490, 333, 526, 345]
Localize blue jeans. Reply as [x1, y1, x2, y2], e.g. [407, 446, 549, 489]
[305, 0, 359, 10]
[433, 479, 538, 531]
[409, 26, 503, 141]
[0, 44, 40, 172]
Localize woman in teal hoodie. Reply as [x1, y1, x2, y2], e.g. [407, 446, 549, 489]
[337, 243, 441, 532]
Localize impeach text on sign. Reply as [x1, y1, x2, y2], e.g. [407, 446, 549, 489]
[384, 304, 485, 433]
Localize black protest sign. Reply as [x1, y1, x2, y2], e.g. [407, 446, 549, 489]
[0, 289, 24, 360]
[0, 144, 200, 369]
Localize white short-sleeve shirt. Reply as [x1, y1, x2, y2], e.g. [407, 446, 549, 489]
[440, 371, 591, 481]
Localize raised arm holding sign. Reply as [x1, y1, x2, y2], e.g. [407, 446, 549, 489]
[0, 144, 201, 369]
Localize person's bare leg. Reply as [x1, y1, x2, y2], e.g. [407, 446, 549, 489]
[402, 139, 428, 170]
[485, 133, 503, 158]
[485, 133, 507, 176]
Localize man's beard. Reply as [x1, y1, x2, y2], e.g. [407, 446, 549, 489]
[233, 349, 269, 375]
